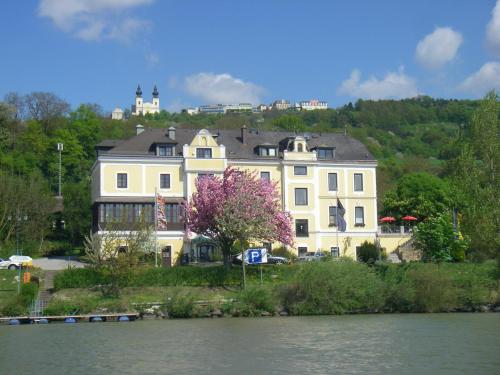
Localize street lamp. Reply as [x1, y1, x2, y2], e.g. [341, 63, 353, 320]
[57, 143, 64, 197]
[7, 212, 28, 294]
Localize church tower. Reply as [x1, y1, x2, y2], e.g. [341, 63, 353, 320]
[135, 84, 143, 115]
[152, 85, 159, 111]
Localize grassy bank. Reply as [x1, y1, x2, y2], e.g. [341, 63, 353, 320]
[9, 260, 500, 318]
[0, 270, 39, 316]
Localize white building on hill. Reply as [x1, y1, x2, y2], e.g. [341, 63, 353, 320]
[132, 85, 160, 116]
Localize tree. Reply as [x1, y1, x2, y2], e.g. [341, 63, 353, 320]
[413, 213, 468, 262]
[449, 91, 500, 260]
[24, 92, 69, 133]
[271, 115, 307, 132]
[84, 222, 153, 297]
[62, 181, 91, 245]
[382, 172, 453, 222]
[185, 167, 294, 268]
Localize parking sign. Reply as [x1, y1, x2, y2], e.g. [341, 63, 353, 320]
[245, 248, 268, 264]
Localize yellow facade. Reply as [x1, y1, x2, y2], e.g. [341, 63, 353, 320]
[92, 128, 381, 262]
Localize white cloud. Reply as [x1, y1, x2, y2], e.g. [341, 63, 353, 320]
[415, 27, 463, 69]
[459, 62, 500, 96]
[486, 0, 500, 56]
[184, 73, 265, 104]
[38, 0, 154, 43]
[337, 68, 419, 100]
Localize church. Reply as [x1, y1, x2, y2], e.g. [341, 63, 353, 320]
[131, 84, 160, 116]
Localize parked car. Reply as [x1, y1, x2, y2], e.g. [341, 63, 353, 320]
[298, 252, 326, 262]
[9, 255, 32, 267]
[0, 255, 32, 269]
[0, 258, 19, 270]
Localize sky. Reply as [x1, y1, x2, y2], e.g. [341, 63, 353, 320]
[1, 0, 500, 113]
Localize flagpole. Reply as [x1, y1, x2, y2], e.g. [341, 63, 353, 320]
[154, 187, 158, 268]
[336, 191, 339, 253]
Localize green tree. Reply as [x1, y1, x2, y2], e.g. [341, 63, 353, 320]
[271, 115, 307, 132]
[382, 172, 453, 221]
[413, 213, 468, 262]
[62, 181, 91, 245]
[449, 91, 499, 260]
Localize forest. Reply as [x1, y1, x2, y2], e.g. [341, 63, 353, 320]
[0, 92, 497, 261]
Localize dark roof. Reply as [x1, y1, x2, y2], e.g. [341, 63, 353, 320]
[100, 128, 375, 161]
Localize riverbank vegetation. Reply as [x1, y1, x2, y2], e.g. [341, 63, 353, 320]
[0, 270, 39, 316]
[34, 260, 499, 319]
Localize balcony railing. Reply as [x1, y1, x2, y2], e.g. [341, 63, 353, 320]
[378, 225, 414, 235]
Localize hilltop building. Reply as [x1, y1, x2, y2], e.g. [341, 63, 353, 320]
[111, 107, 124, 120]
[299, 99, 328, 111]
[92, 125, 389, 265]
[132, 85, 160, 116]
[272, 99, 291, 111]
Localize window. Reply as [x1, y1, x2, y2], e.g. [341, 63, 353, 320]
[164, 203, 181, 223]
[295, 188, 308, 206]
[160, 174, 170, 189]
[298, 246, 308, 256]
[296, 219, 309, 237]
[297, 143, 303, 152]
[294, 166, 307, 175]
[355, 246, 362, 261]
[330, 247, 340, 257]
[328, 173, 338, 191]
[196, 148, 212, 159]
[117, 173, 127, 188]
[259, 147, 277, 157]
[354, 173, 363, 191]
[260, 171, 270, 181]
[197, 173, 214, 179]
[329, 206, 338, 226]
[317, 148, 334, 159]
[158, 145, 173, 156]
[355, 206, 365, 226]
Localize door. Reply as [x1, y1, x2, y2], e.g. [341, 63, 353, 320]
[162, 246, 172, 267]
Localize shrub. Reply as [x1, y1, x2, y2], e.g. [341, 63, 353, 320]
[357, 241, 380, 264]
[165, 289, 195, 318]
[405, 264, 457, 312]
[379, 264, 416, 312]
[54, 268, 105, 290]
[1, 297, 28, 317]
[280, 260, 385, 315]
[235, 286, 275, 316]
[44, 297, 98, 316]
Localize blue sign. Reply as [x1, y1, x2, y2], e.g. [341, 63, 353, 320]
[244, 248, 268, 264]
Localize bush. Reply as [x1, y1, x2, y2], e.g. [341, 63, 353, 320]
[357, 241, 379, 264]
[279, 260, 385, 315]
[235, 286, 275, 316]
[54, 268, 106, 290]
[0, 282, 38, 317]
[44, 297, 99, 316]
[405, 264, 457, 312]
[164, 289, 195, 318]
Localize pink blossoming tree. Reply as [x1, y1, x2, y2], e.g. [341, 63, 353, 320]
[185, 167, 294, 268]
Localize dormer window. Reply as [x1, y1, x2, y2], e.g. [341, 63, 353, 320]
[297, 143, 303, 152]
[157, 144, 174, 156]
[317, 147, 335, 159]
[256, 145, 277, 157]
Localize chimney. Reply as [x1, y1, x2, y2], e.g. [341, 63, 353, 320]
[241, 125, 248, 145]
[168, 126, 176, 140]
[136, 124, 144, 135]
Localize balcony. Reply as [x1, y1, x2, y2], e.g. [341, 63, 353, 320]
[378, 225, 414, 236]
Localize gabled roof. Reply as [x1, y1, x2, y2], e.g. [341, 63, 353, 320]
[98, 127, 375, 161]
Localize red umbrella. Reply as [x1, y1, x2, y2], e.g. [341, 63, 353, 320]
[402, 215, 417, 221]
[380, 216, 396, 223]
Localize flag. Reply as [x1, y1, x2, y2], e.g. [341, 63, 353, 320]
[156, 193, 167, 230]
[336, 198, 346, 232]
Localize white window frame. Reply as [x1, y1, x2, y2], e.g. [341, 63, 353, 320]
[355, 206, 365, 226]
[354, 173, 363, 192]
[328, 172, 338, 192]
[294, 188, 308, 206]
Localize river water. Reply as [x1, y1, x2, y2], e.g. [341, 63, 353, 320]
[1, 314, 499, 374]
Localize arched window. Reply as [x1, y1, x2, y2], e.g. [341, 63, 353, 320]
[297, 143, 303, 152]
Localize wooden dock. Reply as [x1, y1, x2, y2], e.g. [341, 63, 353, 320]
[0, 312, 140, 325]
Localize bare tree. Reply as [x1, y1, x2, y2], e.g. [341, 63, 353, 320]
[24, 92, 70, 133]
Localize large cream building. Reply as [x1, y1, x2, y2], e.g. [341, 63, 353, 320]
[92, 125, 380, 265]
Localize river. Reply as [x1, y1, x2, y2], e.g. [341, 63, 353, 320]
[1, 314, 499, 374]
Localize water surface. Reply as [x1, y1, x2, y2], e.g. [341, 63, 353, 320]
[1, 314, 499, 374]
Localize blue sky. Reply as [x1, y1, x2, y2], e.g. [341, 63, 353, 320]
[1, 0, 500, 112]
